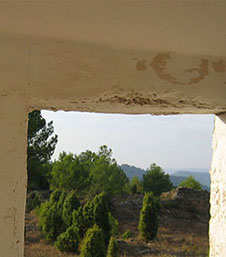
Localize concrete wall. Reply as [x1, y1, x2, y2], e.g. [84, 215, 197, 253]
[0, 1, 226, 256]
[210, 114, 226, 257]
[0, 94, 28, 257]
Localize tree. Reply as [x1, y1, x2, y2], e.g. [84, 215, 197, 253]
[62, 191, 81, 227]
[138, 192, 159, 241]
[55, 225, 80, 253]
[37, 189, 66, 241]
[80, 225, 106, 257]
[90, 146, 129, 195]
[51, 146, 128, 196]
[93, 193, 111, 244]
[129, 176, 143, 194]
[51, 151, 94, 195]
[27, 110, 58, 190]
[143, 163, 173, 196]
[179, 176, 202, 190]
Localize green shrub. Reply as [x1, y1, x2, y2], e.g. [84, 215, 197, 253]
[55, 225, 80, 253]
[62, 191, 80, 227]
[40, 202, 63, 240]
[138, 192, 159, 241]
[38, 189, 66, 241]
[143, 164, 173, 196]
[49, 188, 62, 203]
[72, 207, 87, 237]
[108, 213, 119, 236]
[122, 229, 133, 239]
[107, 236, 118, 257]
[93, 193, 111, 244]
[179, 176, 202, 190]
[26, 191, 41, 212]
[130, 184, 137, 195]
[80, 224, 106, 257]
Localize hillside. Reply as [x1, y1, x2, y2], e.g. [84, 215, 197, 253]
[171, 171, 210, 188]
[170, 175, 210, 191]
[120, 164, 146, 180]
[25, 188, 209, 257]
[120, 164, 210, 190]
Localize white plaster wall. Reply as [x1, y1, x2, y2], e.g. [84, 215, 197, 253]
[0, 94, 28, 257]
[210, 114, 226, 257]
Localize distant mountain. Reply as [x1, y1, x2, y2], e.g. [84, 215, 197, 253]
[120, 164, 210, 191]
[120, 164, 146, 180]
[172, 171, 210, 188]
[169, 175, 210, 191]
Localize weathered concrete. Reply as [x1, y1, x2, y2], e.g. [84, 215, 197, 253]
[0, 0, 226, 256]
[210, 114, 226, 257]
[0, 94, 28, 257]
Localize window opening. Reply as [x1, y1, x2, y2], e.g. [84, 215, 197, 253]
[25, 110, 213, 257]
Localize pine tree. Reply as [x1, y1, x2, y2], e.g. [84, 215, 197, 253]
[55, 225, 80, 253]
[138, 192, 159, 241]
[80, 224, 106, 257]
[62, 191, 80, 227]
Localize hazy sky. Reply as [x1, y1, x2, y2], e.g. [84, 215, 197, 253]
[42, 111, 214, 173]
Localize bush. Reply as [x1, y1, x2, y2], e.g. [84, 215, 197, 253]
[143, 163, 173, 196]
[138, 192, 159, 241]
[72, 207, 87, 237]
[93, 193, 111, 244]
[40, 202, 64, 240]
[108, 213, 119, 236]
[38, 189, 66, 241]
[130, 184, 137, 195]
[55, 225, 80, 253]
[122, 229, 133, 239]
[179, 176, 202, 190]
[26, 191, 41, 212]
[107, 237, 118, 257]
[62, 191, 80, 227]
[80, 224, 106, 257]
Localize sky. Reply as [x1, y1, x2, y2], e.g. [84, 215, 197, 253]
[42, 111, 214, 174]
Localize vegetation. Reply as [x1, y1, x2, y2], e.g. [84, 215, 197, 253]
[139, 192, 159, 241]
[26, 191, 41, 212]
[122, 229, 133, 239]
[51, 146, 128, 196]
[129, 176, 143, 195]
[107, 237, 118, 257]
[80, 224, 106, 257]
[108, 213, 119, 236]
[143, 163, 173, 196]
[26, 113, 207, 256]
[37, 189, 66, 240]
[62, 191, 80, 227]
[55, 225, 80, 253]
[27, 110, 58, 190]
[179, 176, 202, 190]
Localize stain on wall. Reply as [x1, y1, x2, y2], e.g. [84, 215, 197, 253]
[150, 52, 185, 85]
[212, 60, 226, 73]
[150, 52, 209, 85]
[136, 59, 148, 71]
[186, 59, 209, 85]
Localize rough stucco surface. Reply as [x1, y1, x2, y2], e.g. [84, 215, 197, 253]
[210, 114, 226, 257]
[0, 0, 226, 256]
[0, 1, 226, 114]
[0, 94, 28, 257]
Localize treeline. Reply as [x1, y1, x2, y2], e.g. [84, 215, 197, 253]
[27, 111, 201, 196]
